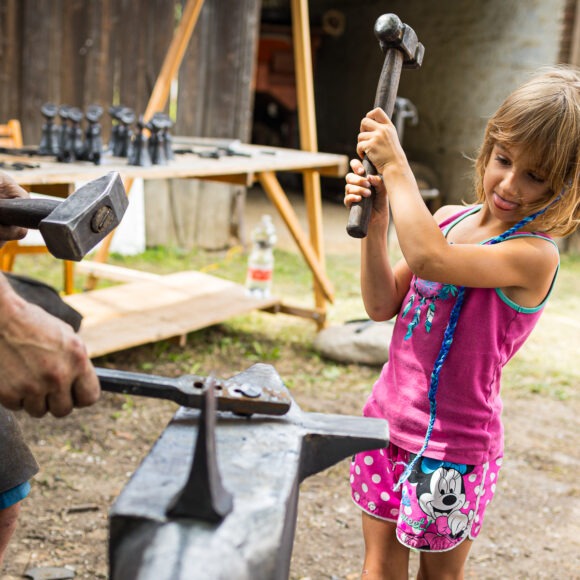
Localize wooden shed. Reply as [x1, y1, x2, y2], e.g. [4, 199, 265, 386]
[1, 0, 580, 254]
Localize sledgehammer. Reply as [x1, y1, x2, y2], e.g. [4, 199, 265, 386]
[346, 14, 424, 239]
[0, 172, 127, 260]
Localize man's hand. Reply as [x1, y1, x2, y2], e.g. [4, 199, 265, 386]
[0, 171, 29, 246]
[0, 275, 100, 417]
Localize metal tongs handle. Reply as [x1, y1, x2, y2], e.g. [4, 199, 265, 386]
[96, 367, 291, 416]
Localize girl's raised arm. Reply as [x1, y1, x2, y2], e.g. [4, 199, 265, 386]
[345, 158, 412, 321]
[356, 108, 560, 305]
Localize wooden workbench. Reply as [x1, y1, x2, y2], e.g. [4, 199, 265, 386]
[4, 140, 346, 188]
[1, 140, 348, 357]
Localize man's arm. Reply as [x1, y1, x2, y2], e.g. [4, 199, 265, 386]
[0, 274, 100, 417]
[0, 171, 100, 417]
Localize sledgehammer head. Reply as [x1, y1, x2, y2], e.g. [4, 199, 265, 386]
[39, 172, 128, 260]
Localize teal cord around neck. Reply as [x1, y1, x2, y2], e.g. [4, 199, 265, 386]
[394, 191, 563, 490]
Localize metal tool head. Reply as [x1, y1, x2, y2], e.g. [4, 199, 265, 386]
[39, 171, 128, 261]
[374, 13, 424, 68]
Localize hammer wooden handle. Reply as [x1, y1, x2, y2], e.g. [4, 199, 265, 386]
[347, 14, 423, 239]
[0, 198, 61, 229]
[346, 49, 404, 238]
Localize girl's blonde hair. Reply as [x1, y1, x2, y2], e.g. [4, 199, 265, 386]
[474, 65, 580, 237]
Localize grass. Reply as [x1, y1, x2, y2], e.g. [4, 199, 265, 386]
[7, 244, 580, 403]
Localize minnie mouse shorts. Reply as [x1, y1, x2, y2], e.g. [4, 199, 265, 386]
[350, 443, 502, 552]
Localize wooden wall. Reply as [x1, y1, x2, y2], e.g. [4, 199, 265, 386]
[0, 0, 259, 147]
[146, 0, 263, 250]
[0, 0, 262, 250]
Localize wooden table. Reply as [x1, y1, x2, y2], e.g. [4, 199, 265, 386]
[1, 140, 348, 357]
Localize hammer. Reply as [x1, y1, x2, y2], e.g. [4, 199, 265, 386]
[346, 14, 424, 238]
[0, 171, 128, 260]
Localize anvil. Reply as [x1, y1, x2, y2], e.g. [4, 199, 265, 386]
[108, 364, 388, 579]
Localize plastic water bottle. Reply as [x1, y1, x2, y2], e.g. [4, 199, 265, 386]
[245, 215, 277, 298]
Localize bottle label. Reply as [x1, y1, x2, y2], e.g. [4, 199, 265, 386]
[247, 267, 272, 282]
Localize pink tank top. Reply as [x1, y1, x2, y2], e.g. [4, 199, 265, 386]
[365, 206, 559, 464]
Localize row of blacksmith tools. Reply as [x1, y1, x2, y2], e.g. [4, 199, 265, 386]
[38, 103, 174, 167]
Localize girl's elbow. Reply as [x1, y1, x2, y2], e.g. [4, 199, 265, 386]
[406, 251, 444, 281]
[406, 257, 430, 280]
[365, 304, 397, 322]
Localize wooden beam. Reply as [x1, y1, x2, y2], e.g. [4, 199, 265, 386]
[262, 302, 326, 325]
[571, 0, 580, 65]
[144, 0, 206, 121]
[257, 171, 334, 304]
[291, 0, 318, 153]
[291, 0, 329, 324]
[75, 261, 163, 284]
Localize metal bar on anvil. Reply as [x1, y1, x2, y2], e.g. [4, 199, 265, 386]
[108, 363, 388, 580]
[96, 367, 291, 416]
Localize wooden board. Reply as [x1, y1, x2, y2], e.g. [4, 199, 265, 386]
[3, 140, 348, 187]
[63, 270, 279, 359]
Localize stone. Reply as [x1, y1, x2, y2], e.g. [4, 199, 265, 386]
[313, 319, 394, 366]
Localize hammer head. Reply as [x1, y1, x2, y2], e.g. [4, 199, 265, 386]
[39, 172, 128, 261]
[374, 13, 424, 69]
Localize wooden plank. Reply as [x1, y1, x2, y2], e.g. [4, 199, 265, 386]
[3, 145, 348, 186]
[20, 0, 62, 145]
[569, 0, 580, 65]
[48, 0, 65, 112]
[64, 271, 279, 358]
[160, 0, 261, 251]
[120, 0, 143, 109]
[83, 0, 116, 110]
[291, 0, 318, 153]
[144, 0, 205, 121]
[118, 0, 147, 113]
[144, 0, 178, 115]
[144, 178, 235, 250]
[0, 0, 22, 120]
[74, 261, 163, 284]
[60, 0, 87, 108]
[291, 0, 327, 323]
[175, 0, 260, 138]
[68, 271, 242, 322]
[257, 170, 334, 304]
[143, 179, 178, 247]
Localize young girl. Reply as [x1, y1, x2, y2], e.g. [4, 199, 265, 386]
[344, 66, 580, 578]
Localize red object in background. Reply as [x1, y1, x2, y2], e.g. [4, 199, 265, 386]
[255, 25, 321, 112]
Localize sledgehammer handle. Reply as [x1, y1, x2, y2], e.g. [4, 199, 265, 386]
[0, 198, 61, 229]
[346, 50, 404, 238]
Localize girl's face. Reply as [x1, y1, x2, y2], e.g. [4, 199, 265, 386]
[483, 142, 553, 223]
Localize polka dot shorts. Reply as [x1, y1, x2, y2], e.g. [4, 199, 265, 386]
[351, 443, 502, 552]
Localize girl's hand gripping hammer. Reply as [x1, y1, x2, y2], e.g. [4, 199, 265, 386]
[346, 14, 424, 239]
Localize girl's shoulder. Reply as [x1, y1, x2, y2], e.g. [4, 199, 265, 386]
[433, 204, 474, 226]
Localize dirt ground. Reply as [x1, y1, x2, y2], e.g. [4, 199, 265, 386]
[2, 341, 579, 580]
[2, 191, 580, 579]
